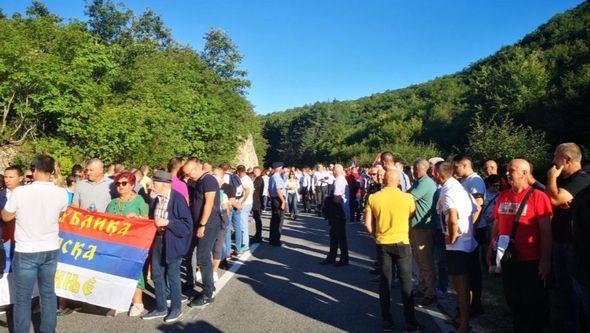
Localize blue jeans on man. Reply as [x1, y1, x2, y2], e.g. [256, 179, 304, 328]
[231, 207, 242, 252]
[13, 250, 58, 333]
[239, 204, 252, 251]
[151, 235, 182, 314]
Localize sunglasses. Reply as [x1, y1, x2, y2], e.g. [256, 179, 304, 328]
[115, 181, 129, 187]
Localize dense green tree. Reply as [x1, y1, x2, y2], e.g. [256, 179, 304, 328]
[85, 0, 133, 43]
[264, 1, 590, 171]
[201, 28, 250, 95]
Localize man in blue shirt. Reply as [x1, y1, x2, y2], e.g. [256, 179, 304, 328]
[269, 162, 286, 246]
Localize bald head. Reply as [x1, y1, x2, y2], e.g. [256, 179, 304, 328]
[507, 159, 530, 189]
[484, 160, 498, 176]
[383, 169, 401, 187]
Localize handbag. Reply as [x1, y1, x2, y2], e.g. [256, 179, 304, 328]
[500, 187, 535, 266]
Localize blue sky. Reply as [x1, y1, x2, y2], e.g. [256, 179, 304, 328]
[1, 1, 585, 114]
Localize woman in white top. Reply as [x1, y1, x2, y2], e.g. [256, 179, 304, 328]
[285, 172, 300, 220]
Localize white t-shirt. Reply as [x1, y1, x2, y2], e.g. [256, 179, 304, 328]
[240, 175, 254, 205]
[262, 175, 269, 197]
[4, 181, 69, 253]
[460, 172, 487, 229]
[333, 175, 350, 220]
[436, 177, 477, 253]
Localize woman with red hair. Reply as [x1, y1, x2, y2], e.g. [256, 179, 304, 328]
[105, 171, 149, 317]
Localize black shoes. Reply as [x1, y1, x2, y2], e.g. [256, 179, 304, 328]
[250, 237, 262, 244]
[188, 295, 215, 309]
[334, 260, 349, 267]
[319, 259, 335, 265]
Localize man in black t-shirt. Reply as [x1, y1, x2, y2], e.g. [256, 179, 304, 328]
[251, 167, 264, 243]
[571, 185, 590, 329]
[546, 143, 590, 333]
[182, 159, 222, 309]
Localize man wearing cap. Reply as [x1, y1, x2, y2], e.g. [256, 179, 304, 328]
[269, 162, 286, 246]
[142, 170, 193, 323]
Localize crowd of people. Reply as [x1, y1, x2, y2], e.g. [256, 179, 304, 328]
[0, 142, 589, 333]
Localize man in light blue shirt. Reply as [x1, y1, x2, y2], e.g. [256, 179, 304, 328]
[269, 162, 286, 246]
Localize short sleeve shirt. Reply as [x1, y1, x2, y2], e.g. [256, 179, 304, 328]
[437, 177, 478, 253]
[366, 187, 415, 245]
[460, 172, 486, 201]
[241, 175, 254, 205]
[269, 173, 285, 197]
[493, 187, 553, 261]
[552, 170, 590, 243]
[4, 181, 69, 253]
[193, 174, 221, 226]
[409, 176, 437, 229]
[73, 177, 115, 212]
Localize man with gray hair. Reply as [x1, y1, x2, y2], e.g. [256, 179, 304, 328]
[72, 158, 116, 213]
[409, 158, 438, 306]
[546, 142, 590, 333]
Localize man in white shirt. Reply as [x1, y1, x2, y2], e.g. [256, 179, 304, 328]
[300, 168, 313, 213]
[453, 154, 486, 316]
[320, 164, 350, 266]
[433, 161, 477, 333]
[2, 155, 69, 333]
[0, 166, 22, 280]
[237, 165, 253, 253]
[313, 164, 330, 216]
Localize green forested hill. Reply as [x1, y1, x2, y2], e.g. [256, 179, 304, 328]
[263, 1, 590, 169]
[0, 1, 264, 172]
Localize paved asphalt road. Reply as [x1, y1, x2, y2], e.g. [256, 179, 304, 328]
[1, 211, 448, 333]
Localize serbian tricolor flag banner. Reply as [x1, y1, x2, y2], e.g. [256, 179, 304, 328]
[55, 207, 157, 311]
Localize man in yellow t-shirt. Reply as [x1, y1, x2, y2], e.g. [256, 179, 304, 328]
[364, 169, 423, 332]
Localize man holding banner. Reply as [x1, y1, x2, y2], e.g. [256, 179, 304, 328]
[143, 170, 193, 323]
[2, 155, 69, 333]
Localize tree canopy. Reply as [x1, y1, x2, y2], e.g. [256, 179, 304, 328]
[263, 2, 590, 171]
[0, 0, 263, 172]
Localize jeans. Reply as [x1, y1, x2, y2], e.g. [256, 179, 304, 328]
[231, 207, 242, 252]
[434, 228, 448, 293]
[501, 260, 547, 333]
[410, 228, 436, 298]
[349, 194, 362, 221]
[327, 218, 349, 262]
[287, 193, 298, 216]
[222, 212, 232, 259]
[13, 250, 58, 333]
[182, 233, 198, 287]
[269, 197, 284, 245]
[378, 243, 416, 325]
[197, 220, 221, 298]
[252, 208, 262, 240]
[151, 235, 182, 313]
[240, 204, 252, 249]
[553, 242, 577, 332]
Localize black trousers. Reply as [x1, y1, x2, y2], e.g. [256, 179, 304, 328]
[196, 220, 222, 298]
[315, 186, 328, 213]
[502, 260, 547, 333]
[468, 245, 483, 310]
[410, 228, 436, 298]
[378, 243, 416, 325]
[327, 218, 349, 262]
[252, 208, 262, 239]
[269, 197, 284, 245]
[182, 232, 198, 287]
[301, 188, 312, 212]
